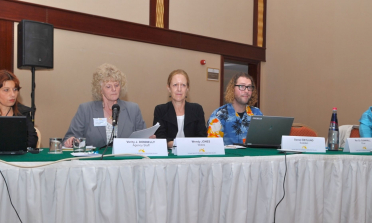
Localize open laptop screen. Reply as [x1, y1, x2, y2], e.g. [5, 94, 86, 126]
[0, 116, 27, 154]
[245, 116, 294, 148]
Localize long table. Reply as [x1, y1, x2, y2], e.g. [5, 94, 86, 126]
[0, 148, 371, 223]
[0, 147, 367, 162]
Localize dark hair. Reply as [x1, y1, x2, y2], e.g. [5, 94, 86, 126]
[224, 72, 258, 106]
[0, 70, 21, 115]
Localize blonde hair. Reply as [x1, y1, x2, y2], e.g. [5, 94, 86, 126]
[167, 69, 190, 88]
[91, 63, 127, 101]
[224, 72, 258, 106]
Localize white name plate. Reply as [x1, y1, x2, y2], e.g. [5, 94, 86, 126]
[344, 138, 372, 153]
[113, 138, 168, 156]
[173, 138, 225, 156]
[281, 136, 326, 153]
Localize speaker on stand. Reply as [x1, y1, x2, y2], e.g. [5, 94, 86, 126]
[17, 20, 54, 123]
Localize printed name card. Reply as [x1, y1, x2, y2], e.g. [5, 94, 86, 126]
[281, 136, 326, 153]
[113, 138, 168, 156]
[343, 138, 372, 153]
[173, 138, 225, 156]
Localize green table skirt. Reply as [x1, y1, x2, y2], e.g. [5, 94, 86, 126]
[0, 147, 370, 162]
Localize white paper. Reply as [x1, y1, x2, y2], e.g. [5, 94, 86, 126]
[113, 138, 167, 156]
[281, 136, 326, 153]
[71, 152, 101, 157]
[225, 145, 246, 149]
[129, 123, 160, 138]
[344, 138, 372, 153]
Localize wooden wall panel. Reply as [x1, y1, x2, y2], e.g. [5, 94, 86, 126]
[163, 0, 169, 29]
[253, 0, 267, 48]
[180, 33, 265, 61]
[0, 1, 46, 22]
[0, 0, 265, 61]
[0, 19, 13, 71]
[47, 9, 180, 47]
[149, 0, 168, 28]
[149, 0, 157, 27]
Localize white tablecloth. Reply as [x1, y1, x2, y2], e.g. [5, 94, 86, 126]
[0, 155, 372, 223]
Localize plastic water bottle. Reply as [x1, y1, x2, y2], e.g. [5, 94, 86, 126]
[327, 107, 339, 151]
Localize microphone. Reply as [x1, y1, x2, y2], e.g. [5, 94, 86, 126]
[112, 104, 120, 126]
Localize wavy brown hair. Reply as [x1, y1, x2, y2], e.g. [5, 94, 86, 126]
[0, 70, 21, 115]
[91, 63, 127, 101]
[224, 72, 258, 106]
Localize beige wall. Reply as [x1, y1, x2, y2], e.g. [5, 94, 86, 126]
[261, 0, 372, 138]
[14, 24, 221, 147]
[169, 0, 253, 45]
[19, 0, 149, 25]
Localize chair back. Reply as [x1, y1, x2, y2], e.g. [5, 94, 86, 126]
[35, 127, 41, 148]
[290, 123, 318, 137]
[350, 126, 360, 138]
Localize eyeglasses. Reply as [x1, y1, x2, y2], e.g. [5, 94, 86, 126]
[235, 85, 254, 91]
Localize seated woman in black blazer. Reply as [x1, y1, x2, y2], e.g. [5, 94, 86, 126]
[153, 69, 207, 148]
[0, 70, 38, 148]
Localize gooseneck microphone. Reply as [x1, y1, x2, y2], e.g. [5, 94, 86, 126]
[112, 104, 120, 126]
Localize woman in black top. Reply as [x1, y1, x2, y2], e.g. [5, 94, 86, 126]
[153, 69, 207, 148]
[0, 70, 38, 148]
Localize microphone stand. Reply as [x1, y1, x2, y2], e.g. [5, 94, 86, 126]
[101, 118, 117, 160]
[101, 130, 114, 160]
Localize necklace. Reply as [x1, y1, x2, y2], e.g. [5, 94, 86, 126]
[5, 107, 12, 116]
[103, 108, 112, 119]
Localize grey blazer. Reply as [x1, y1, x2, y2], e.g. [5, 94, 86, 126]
[63, 99, 146, 147]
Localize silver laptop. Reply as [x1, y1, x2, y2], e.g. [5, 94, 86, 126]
[0, 116, 28, 155]
[244, 116, 294, 148]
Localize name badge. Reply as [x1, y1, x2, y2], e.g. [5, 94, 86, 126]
[94, 118, 107, 126]
[113, 138, 168, 156]
[344, 138, 372, 153]
[173, 138, 225, 156]
[281, 136, 326, 153]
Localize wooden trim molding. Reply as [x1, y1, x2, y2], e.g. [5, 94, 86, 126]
[262, 0, 267, 48]
[163, 0, 169, 29]
[219, 56, 225, 106]
[0, 0, 265, 61]
[149, 0, 157, 26]
[248, 62, 261, 108]
[253, 0, 266, 48]
[0, 19, 13, 71]
[150, 0, 168, 28]
[253, 0, 258, 46]
[155, 0, 164, 28]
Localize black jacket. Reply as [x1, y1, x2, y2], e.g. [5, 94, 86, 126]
[153, 101, 207, 142]
[17, 104, 38, 148]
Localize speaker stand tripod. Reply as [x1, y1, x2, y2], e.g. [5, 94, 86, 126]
[30, 67, 36, 123]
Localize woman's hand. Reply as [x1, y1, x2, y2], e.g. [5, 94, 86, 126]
[149, 135, 156, 139]
[64, 136, 75, 148]
[167, 141, 173, 148]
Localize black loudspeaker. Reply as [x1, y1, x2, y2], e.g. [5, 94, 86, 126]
[17, 20, 54, 69]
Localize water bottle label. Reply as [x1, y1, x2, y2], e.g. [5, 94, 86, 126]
[329, 121, 338, 130]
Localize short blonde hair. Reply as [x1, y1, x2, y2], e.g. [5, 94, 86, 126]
[91, 63, 127, 101]
[224, 72, 258, 106]
[167, 69, 190, 88]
